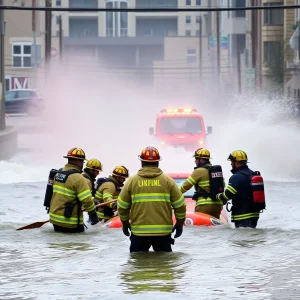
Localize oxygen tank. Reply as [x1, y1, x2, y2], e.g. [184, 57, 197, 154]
[43, 169, 58, 212]
[250, 173, 266, 211]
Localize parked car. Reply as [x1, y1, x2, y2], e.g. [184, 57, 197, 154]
[4, 89, 45, 115]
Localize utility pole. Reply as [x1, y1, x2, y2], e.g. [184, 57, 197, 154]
[58, 15, 63, 61]
[237, 38, 242, 94]
[199, 15, 202, 84]
[0, 0, 5, 130]
[216, 11, 221, 91]
[32, 0, 37, 89]
[45, 0, 52, 65]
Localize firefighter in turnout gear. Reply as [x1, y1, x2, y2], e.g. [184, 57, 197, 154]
[180, 148, 224, 219]
[216, 150, 260, 228]
[118, 146, 186, 252]
[82, 158, 102, 195]
[94, 165, 129, 221]
[49, 148, 99, 233]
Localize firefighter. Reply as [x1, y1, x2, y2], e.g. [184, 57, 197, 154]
[180, 148, 223, 219]
[49, 147, 99, 233]
[94, 165, 129, 221]
[216, 150, 260, 228]
[118, 146, 186, 252]
[82, 158, 102, 195]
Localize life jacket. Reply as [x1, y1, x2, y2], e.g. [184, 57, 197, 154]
[240, 171, 266, 211]
[43, 168, 81, 213]
[193, 165, 224, 201]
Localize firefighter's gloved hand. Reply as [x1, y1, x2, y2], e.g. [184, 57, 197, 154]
[94, 199, 100, 206]
[122, 221, 131, 236]
[111, 202, 117, 211]
[172, 223, 183, 238]
[88, 211, 99, 225]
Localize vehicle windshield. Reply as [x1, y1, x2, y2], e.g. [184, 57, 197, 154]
[173, 178, 194, 198]
[159, 117, 202, 134]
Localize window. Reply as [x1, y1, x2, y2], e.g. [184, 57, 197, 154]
[264, 2, 283, 25]
[106, 1, 128, 37]
[196, 15, 201, 23]
[69, 0, 98, 8]
[186, 48, 197, 63]
[186, 0, 191, 5]
[196, 29, 200, 36]
[56, 0, 61, 6]
[232, 0, 245, 17]
[185, 30, 191, 36]
[4, 91, 17, 101]
[185, 16, 191, 24]
[160, 117, 202, 134]
[12, 43, 32, 68]
[17, 90, 32, 98]
[196, 0, 201, 5]
[264, 41, 282, 63]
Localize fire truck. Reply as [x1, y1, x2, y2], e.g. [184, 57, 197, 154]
[149, 108, 212, 151]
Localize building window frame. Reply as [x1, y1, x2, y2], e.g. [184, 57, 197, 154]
[186, 48, 197, 63]
[185, 30, 191, 36]
[12, 42, 32, 68]
[185, 16, 191, 24]
[186, 0, 191, 5]
[263, 2, 284, 25]
[196, 0, 201, 5]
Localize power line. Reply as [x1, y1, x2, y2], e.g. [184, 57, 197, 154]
[0, 4, 299, 12]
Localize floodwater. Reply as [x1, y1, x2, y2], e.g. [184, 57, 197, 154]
[1, 107, 300, 299]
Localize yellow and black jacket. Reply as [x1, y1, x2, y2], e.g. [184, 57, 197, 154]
[118, 166, 186, 236]
[94, 176, 120, 220]
[180, 163, 223, 206]
[49, 164, 96, 228]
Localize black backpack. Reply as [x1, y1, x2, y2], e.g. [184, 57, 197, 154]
[192, 165, 224, 201]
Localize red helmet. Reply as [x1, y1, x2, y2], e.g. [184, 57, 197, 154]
[63, 147, 87, 161]
[138, 146, 161, 162]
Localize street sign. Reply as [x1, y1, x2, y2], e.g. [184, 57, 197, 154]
[210, 36, 229, 49]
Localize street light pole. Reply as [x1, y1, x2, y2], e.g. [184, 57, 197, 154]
[0, 0, 5, 130]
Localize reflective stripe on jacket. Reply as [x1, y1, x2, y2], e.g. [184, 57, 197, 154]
[49, 163, 96, 228]
[216, 165, 260, 222]
[118, 166, 186, 236]
[180, 164, 223, 206]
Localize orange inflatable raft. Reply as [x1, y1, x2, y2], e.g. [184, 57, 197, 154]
[103, 199, 228, 228]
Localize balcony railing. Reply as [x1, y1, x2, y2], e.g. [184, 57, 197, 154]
[136, 0, 177, 9]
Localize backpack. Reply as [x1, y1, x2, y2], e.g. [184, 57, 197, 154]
[193, 165, 224, 201]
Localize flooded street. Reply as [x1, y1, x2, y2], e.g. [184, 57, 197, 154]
[1, 116, 300, 299]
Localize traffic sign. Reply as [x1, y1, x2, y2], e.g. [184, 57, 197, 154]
[210, 36, 229, 49]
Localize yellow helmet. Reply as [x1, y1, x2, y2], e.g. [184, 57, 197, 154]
[85, 158, 102, 171]
[193, 148, 211, 159]
[228, 150, 248, 162]
[112, 165, 129, 178]
[63, 147, 87, 161]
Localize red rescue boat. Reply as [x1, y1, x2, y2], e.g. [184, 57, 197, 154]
[103, 173, 228, 228]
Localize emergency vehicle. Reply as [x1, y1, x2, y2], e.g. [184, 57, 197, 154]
[149, 108, 212, 151]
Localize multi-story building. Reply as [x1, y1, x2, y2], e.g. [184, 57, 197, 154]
[285, 0, 300, 102]
[245, 0, 298, 95]
[4, 0, 45, 91]
[52, 0, 211, 86]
